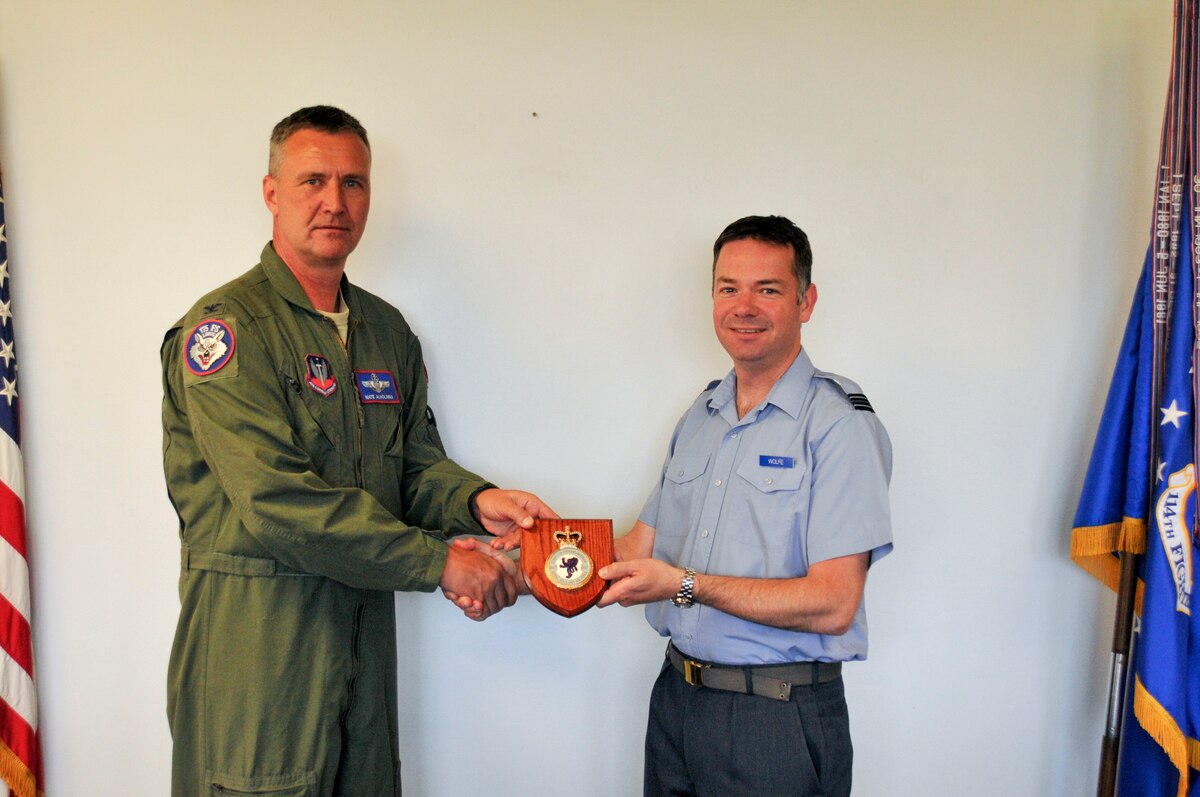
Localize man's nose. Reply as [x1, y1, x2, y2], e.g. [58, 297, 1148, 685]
[320, 183, 346, 213]
[732, 295, 759, 315]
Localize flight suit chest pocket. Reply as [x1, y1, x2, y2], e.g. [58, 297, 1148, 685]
[279, 370, 340, 463]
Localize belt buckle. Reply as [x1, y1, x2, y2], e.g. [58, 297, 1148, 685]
[683, 658, 706, 687]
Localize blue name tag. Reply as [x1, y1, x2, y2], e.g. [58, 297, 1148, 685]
[355, 370, 400, 404]
[759, 455, 794, 468]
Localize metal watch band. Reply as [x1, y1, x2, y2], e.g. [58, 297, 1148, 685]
[672, 568, 696, 607]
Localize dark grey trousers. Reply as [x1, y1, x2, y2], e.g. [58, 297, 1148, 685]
[644, 658, 853, 797]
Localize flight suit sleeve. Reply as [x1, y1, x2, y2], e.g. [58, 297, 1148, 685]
[164, 313, 458, 593]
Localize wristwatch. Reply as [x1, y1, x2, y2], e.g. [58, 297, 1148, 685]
[672, 568, 697, 607]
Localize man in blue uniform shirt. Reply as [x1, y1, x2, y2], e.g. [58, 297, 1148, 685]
[599, 215, 893, 797]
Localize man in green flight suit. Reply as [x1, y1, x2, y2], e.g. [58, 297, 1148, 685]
[161, 105, 554, 797]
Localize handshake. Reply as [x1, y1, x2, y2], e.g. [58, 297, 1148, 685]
[438, 488, 658, 621]
[437, 487, 552, 621]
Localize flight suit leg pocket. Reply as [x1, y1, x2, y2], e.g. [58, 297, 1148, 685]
[208, 769, 318, 796]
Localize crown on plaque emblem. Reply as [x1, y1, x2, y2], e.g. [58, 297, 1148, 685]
[555, 528, 583, 547]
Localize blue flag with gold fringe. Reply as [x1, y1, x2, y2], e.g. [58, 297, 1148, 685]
[1126, 195, 1197, 797]
[1072, 2, 1200, 795]
[1071, 259, 1152, 592]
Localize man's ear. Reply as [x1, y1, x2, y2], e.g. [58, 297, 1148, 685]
[799, 283, 818, 323]
[262, 174, 278, 215]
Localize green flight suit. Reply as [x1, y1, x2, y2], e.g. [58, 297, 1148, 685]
[162, 243, 490, 796]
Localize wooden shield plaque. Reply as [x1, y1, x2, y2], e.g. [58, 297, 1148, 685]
[521, 518, 613, 618]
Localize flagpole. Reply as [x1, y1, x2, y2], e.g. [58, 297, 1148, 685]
[1097, 556, 1139, 797]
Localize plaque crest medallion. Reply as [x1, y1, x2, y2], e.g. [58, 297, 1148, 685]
[521, 518, 613, 618]
[544, 528, 594, 590]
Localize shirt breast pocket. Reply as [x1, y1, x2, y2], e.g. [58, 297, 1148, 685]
[657, 453, 710, 538]
[731, 458, 807, 556]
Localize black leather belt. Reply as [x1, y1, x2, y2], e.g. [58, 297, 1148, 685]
[667, 643, 841, 702]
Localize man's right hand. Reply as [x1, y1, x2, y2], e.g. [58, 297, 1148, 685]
[439, 540, 521, 621]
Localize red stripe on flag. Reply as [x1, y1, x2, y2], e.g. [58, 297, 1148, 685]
[0, 698, 39, 787]
[0, 482, 26, 558]
[0, 593, 32, 676]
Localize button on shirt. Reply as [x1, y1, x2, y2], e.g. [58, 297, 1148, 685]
[639, 349, 893, 665]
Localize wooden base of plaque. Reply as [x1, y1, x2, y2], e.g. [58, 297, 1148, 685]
[521, 518, 614, 618]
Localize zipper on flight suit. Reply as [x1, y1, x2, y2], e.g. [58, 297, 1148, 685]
[337, 600, 368, 736]
[322, 313, 366, 489]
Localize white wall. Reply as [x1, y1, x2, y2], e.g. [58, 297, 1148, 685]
[0, 1, 1171, 794]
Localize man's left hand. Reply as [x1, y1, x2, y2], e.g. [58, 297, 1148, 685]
[474, 488, 558, 550]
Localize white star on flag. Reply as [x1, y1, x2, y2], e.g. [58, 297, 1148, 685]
[1160, 399, 1188, 428]
[1158, 460, 1167, 482]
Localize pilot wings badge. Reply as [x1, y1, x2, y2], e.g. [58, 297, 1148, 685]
[521, 519, 613, 618]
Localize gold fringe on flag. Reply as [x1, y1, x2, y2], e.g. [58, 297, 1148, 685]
[1071, 517, 1147, 602]
[0, 736, 40, 797]
[1133, 675, 1189, 797]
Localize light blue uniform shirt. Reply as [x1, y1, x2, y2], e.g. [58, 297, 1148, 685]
[639, 349, 893, 665]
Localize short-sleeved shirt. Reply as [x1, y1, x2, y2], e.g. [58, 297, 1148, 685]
[639, 349, 893, 665]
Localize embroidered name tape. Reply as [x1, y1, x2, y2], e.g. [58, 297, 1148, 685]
[355, 370, 400, 404]
[759, 455, 795, 469]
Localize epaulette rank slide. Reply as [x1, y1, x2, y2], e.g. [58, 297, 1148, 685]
[847, 393, 874, 413]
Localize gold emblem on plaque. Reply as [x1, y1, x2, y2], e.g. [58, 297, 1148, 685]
[544, 526, 594, 590]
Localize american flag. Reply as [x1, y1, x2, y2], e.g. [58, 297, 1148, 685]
[0, 176, 43, 797]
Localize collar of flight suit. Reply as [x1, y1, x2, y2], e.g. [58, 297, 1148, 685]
[259, 241, 358, 319]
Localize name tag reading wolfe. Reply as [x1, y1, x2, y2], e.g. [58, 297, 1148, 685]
[760, 455, 795, 468]
[521, 518, 614, 618]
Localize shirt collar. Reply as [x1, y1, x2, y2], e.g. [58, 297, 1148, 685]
[707, 349, 815, 421]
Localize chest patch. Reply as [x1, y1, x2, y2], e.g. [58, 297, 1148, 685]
[355, 370, 400, 404]
[185, 319, 235, 376]
[305, 354, 338, 397]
